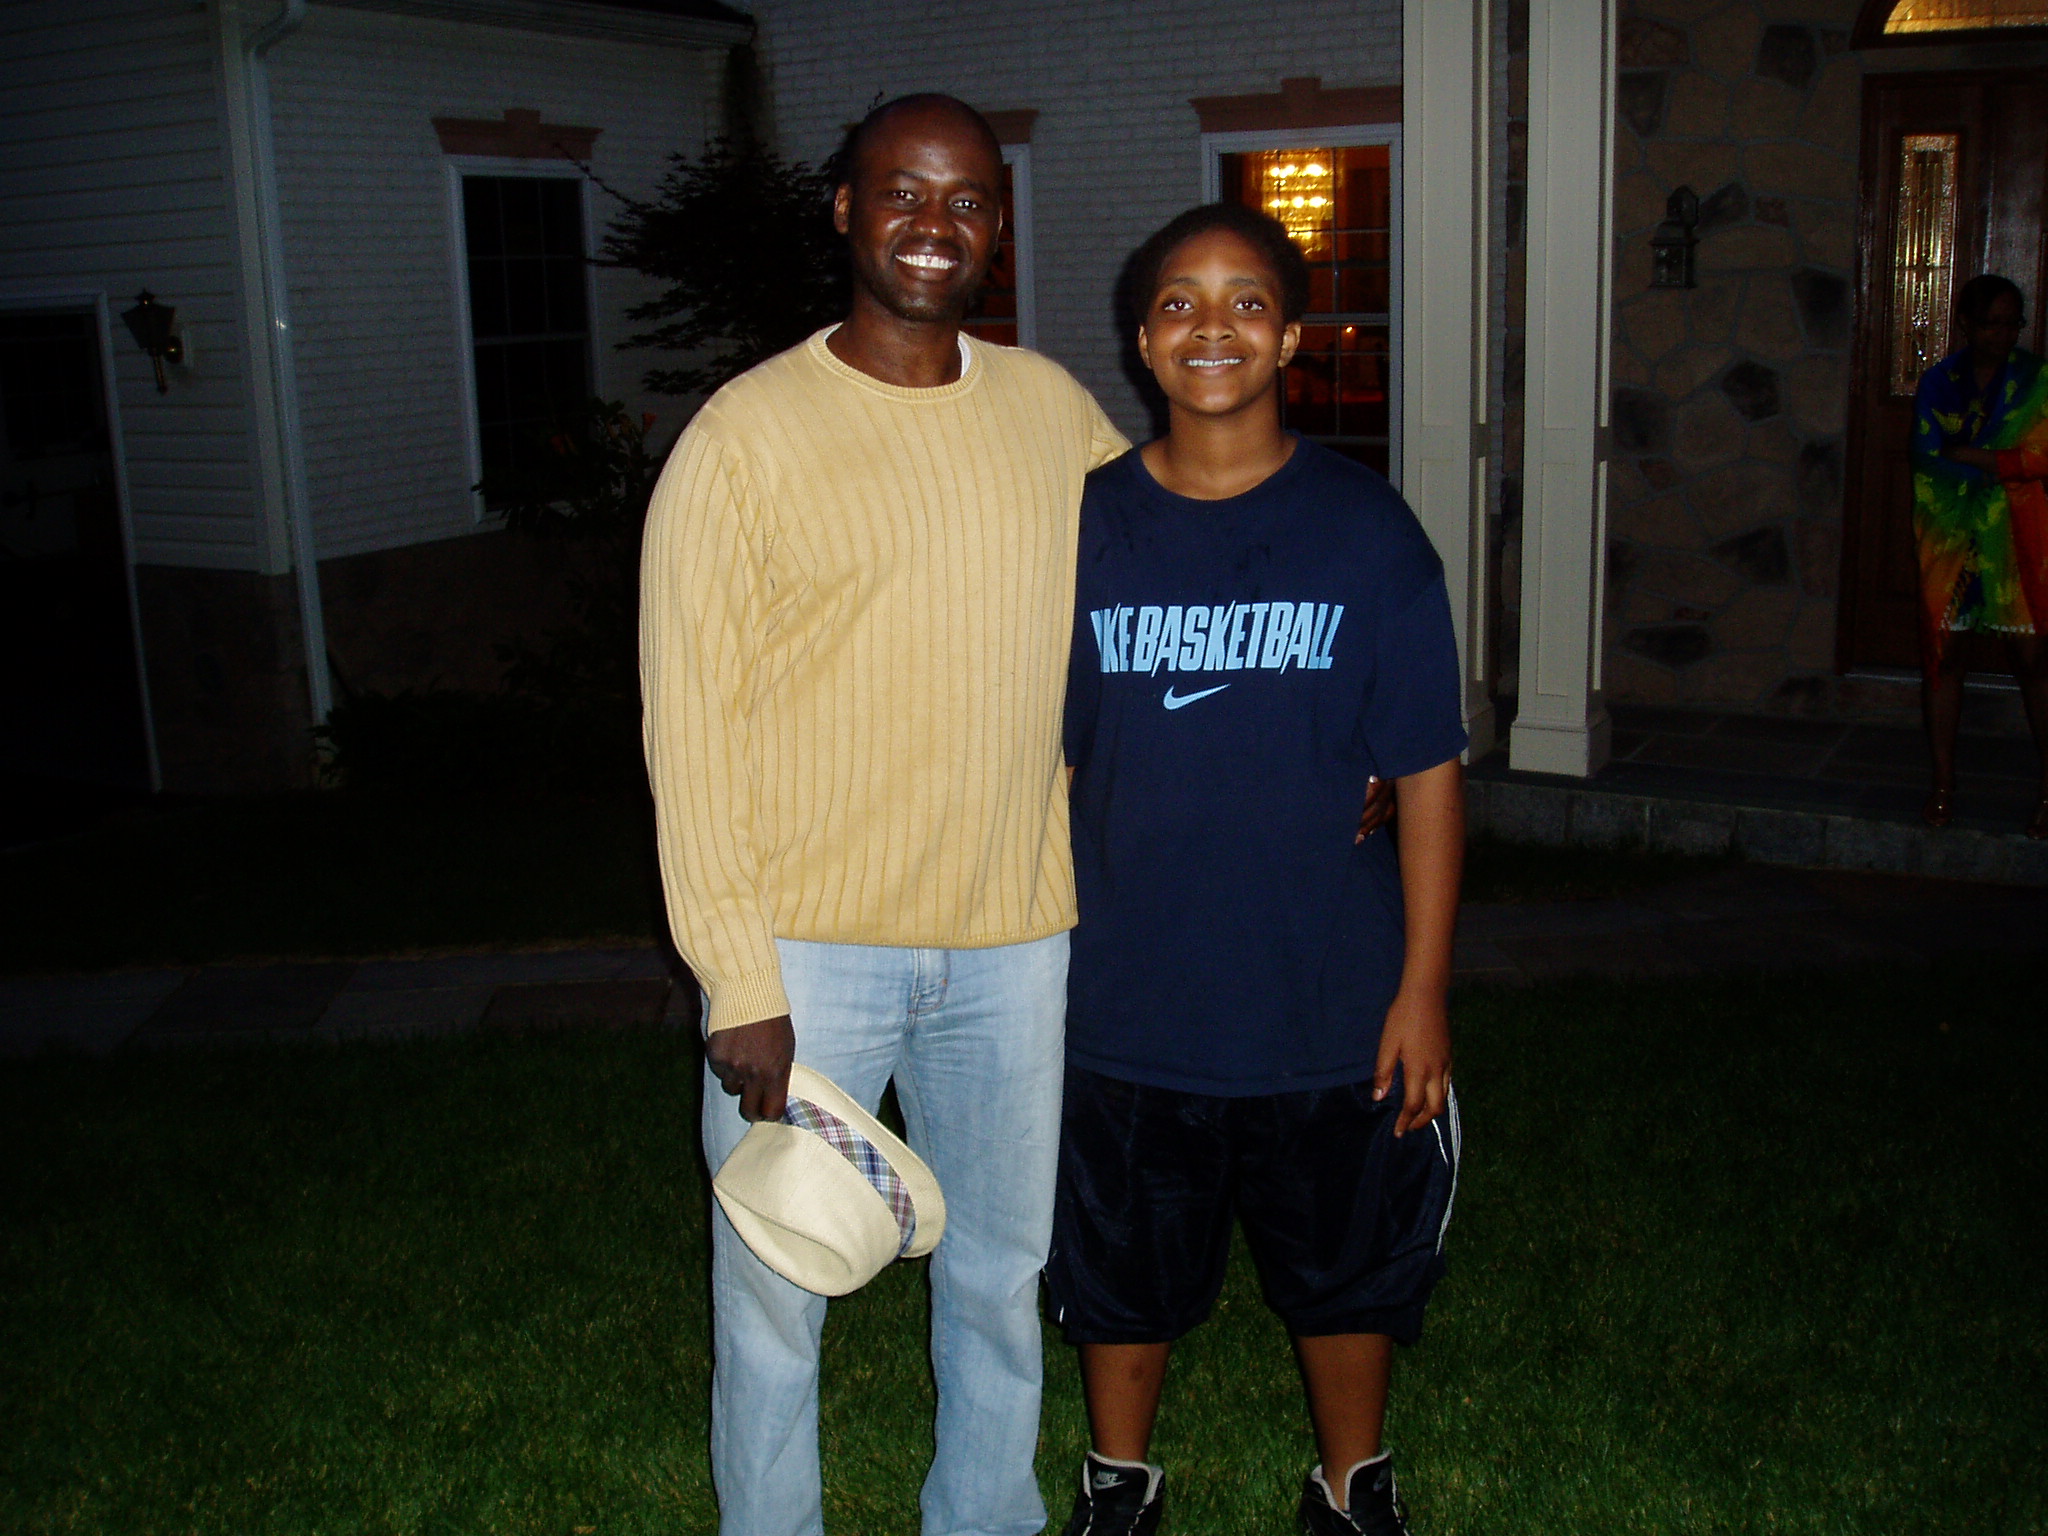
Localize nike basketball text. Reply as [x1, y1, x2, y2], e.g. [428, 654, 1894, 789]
[1088, 601, 1344, 675]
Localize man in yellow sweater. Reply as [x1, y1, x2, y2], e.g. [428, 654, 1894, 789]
[639, 95, 1127, 1536]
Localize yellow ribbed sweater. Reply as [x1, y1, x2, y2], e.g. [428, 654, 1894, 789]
[640, 329, 1128, 1034]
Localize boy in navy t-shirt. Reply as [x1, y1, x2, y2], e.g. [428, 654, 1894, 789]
[1049, 204, 1467, 1536]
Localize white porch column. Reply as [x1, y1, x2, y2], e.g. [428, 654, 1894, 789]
[1510, 0, 1615, 777]
[1401, 0, 1495, 760]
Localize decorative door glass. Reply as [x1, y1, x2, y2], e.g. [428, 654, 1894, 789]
[1888, 132, 1959, 396]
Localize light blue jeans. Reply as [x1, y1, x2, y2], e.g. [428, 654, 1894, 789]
[701, 932, 1069, 1536]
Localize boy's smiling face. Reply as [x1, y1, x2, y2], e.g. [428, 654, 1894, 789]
[1138, 228, 1300, 423]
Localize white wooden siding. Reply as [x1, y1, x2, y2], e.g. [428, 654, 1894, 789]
[265, 3, 723, 560]
[747, 0, 1403, 438]
[0, 0, 262, 571]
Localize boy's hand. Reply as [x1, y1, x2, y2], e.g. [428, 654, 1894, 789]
[1379, 758, 1461, 1136]
[1374, 989, 1451, 1136]
[1354, 775, 1394, 842]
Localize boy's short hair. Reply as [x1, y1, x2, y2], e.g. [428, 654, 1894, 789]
[1129, 203, 1312, 325]
[1956, 273, 2025, 325]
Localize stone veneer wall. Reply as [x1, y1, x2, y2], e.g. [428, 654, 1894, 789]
[1494, 0, 2045, 732]
[1604, 0, 1866, 717]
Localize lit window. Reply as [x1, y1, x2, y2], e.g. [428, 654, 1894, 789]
[1882, 0, 2048, 33]
[963, 147, 1036, 350]
[1219, 143, 1395, 477]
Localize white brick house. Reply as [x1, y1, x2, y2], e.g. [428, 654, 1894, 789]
[748, 0, 1517, 764]
[16, 0, 2039, 803]
[747, 0, 1407, 438]
[4, 0, 1548, 794]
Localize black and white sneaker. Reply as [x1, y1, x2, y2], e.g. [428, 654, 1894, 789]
[1298, 1452, 1411, 1536]
[1059, 1451, 1165, 1536]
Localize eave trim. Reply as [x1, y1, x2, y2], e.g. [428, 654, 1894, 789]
[316, 0, 753, 48]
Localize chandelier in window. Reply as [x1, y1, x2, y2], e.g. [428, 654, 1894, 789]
[1257, 150, 1335, 257]
[1882, 0, 2048, 30]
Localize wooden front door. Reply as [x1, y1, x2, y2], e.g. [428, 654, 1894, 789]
[1838, 69, 2048, 672]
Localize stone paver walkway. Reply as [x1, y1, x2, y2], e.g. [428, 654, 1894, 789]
[2, 946, 695, 1059]
[4, 862, 2044, 1059]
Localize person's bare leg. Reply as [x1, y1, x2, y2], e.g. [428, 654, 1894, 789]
[1078, 1342, 1172, 1462]
[1922, 657, 1966, 822]
[1293, 1332, 1394, 1502]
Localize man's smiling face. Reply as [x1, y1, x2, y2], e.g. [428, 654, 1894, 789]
[833, 103, 1004, 328]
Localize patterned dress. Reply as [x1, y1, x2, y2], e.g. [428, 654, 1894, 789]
[1910, 346, 2048, 677]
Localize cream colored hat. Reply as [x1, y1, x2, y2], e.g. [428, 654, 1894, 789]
[711, 1063, 947, 1297]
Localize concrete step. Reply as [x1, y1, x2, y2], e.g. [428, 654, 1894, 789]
[1468, 757, 2048, 885]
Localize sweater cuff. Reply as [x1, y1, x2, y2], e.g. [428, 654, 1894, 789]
[703, 965, 793, 1036]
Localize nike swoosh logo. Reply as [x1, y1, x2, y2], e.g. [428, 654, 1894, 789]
[1162, 684, 1230, 710]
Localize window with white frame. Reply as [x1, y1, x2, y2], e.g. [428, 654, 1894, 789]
[455, 169, 593, 502]
[1204, 129, 1400, 478]
[962, 144, 1037, 350]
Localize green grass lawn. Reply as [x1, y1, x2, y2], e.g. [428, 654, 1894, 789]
[0, 789, 1724, 974]
[4, 962, 2042, 1534]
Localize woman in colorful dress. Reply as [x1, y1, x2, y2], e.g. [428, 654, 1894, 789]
[1909, 273, 2048, 837]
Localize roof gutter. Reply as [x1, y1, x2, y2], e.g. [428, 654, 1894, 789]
[319, 0, 752, 47]
[248, 0, 307, 52]
[239, 0, 333, 729]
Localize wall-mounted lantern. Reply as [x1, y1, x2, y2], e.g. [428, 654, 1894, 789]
[121, 290, 184, 393]
[1649, 187, 1699, 290]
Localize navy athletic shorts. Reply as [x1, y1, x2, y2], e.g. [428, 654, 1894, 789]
[1046, 1063, 1460, 1346]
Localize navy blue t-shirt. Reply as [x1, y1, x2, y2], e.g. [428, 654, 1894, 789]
[1064, 438, 1467, 1096]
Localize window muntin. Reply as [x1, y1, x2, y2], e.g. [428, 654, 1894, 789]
[461, 174, 592, 499]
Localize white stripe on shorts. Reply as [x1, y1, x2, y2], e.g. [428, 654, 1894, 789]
[1432, 1082, 1462, 1253]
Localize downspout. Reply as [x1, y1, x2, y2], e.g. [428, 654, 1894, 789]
[241, 0, 331, 726]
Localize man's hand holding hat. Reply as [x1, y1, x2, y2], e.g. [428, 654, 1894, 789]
[713, 1063, 948, 1296]
[708, 1014, 797, 1121]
